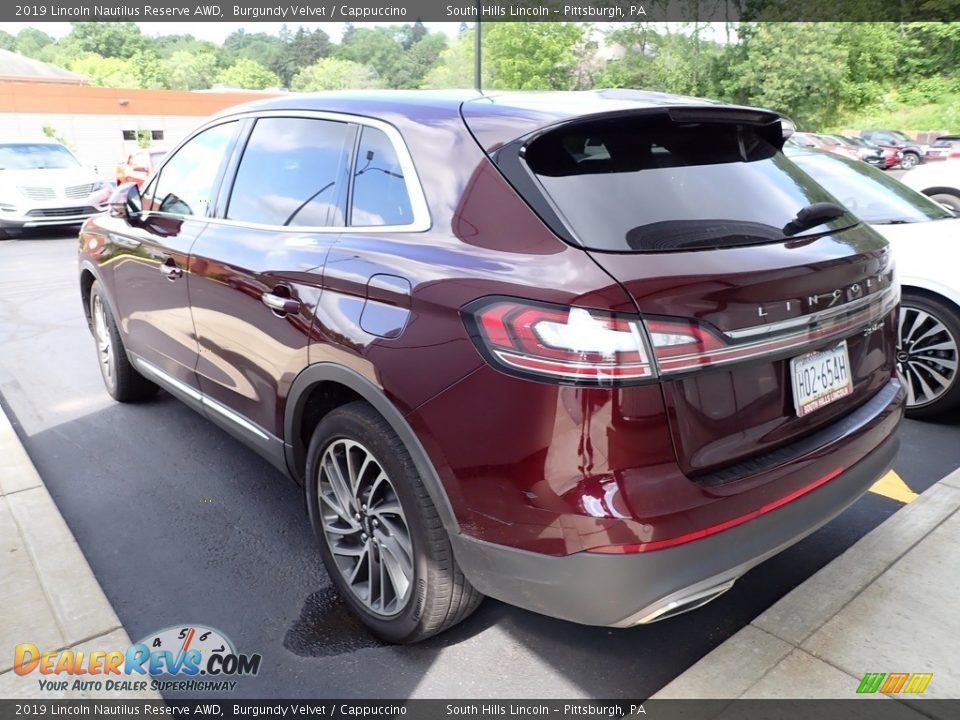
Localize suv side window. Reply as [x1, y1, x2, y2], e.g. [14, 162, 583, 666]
[147, 121, 238, 216]
[226, 117, 351, 227]
[349, 126, 414, 227]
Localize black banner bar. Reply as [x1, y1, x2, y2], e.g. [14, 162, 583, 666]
[3, 0, 960, 23]
[0, 700, 955, 720]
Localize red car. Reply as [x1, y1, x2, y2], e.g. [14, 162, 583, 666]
[115, 149, 166, 187]
[79, 91, 903, 643]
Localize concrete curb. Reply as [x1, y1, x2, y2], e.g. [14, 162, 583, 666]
[0, 403, 159, 699]
[653, 468, 960, 705]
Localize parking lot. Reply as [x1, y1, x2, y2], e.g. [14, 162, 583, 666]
[2, 231, 959, 699]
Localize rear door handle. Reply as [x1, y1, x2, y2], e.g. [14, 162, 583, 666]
[160, 260, 182, 281]
[261, 290, 301, 315]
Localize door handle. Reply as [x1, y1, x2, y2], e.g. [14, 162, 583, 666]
[261, 290, 301, 315]
[160, 261, 182, 281]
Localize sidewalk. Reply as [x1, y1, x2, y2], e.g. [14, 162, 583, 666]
[655, 466, 960, 708]
[0, 404, 158, 699]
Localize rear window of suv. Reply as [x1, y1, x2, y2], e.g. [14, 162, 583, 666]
[520, 116, 855, 252]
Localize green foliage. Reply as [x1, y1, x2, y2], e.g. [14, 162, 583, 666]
[0, 30, 15, 51]
[291, 58, 381, 91]
[136, 130, 152, 149]
[484, 23, 584, 91]
[14, 28, 55, 58]
[217, 58, 281, 90]
[66, 22, 142, 60]
[722, 23, 848, 128]
[421, 31, 486, 89]
[162, 50, 219, 90]
[335, 27, 405, 87]
[41, 124, 69, 147]
[69, 53, 138, 88]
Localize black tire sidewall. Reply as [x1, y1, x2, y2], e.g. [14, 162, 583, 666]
[901, 293, 960, 419]
[89, 282, 120, 398]
[929, 193, 960, 215]
[305, 403, 433, 643]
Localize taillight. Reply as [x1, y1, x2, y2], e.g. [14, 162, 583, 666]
[464, 299, 654, 385]
[464, 286, 898, 385]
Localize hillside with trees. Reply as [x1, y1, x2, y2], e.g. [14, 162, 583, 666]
[1, 22, 959, 131]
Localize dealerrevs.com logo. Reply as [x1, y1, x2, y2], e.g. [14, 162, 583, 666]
[14, 624, 261, 693]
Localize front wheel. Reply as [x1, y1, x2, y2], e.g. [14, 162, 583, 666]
[898, 293, 960, 419]
[305, 401, 482, 643]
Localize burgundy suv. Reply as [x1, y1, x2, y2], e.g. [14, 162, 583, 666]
[79, 90, 904, 643]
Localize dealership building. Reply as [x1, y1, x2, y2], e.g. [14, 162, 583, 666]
[0, 49, 278, 176]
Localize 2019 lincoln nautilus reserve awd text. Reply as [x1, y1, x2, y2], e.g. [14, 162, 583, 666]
[79, 90, 904, 643]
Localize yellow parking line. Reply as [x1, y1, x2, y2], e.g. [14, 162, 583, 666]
[869, 470, 919, 504]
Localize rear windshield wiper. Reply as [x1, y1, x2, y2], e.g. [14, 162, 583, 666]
[782, 202, 848, 236]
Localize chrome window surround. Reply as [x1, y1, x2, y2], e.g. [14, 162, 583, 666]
[142, 109, 431, 234]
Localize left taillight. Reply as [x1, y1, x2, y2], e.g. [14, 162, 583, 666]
[463, 299, 655, 385]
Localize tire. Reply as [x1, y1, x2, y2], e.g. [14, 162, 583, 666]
[899, 152, 920, 170]
[305, 401, 482, 643]
[898, 293, 960, 420]
[929, 192, 960, 215]
[89, 281, 158, 402]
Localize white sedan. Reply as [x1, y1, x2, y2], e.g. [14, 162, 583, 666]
[900, 159, 960, 214]
[787, 146, 960, 418]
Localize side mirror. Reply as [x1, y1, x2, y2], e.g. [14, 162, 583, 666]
[109, 182, 142, 220]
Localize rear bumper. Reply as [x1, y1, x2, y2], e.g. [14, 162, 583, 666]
[451, 419, 900, 628]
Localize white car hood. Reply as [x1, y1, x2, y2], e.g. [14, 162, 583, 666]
[870, 217, 960, 305]
[0, 167, 100, 188]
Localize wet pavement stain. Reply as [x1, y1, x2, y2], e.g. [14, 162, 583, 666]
[284, 587, 387, 657]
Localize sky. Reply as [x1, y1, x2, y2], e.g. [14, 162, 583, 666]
[0, 21, 466, 44]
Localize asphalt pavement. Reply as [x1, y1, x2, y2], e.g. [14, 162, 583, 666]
[1, 232, 957, 700]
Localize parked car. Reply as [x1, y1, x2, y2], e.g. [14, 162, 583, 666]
[79, 90, 904, 642]
[846, 136, 901, 169]
[924, 135, 960, 162]
[0, 138, 112, 239]
[900, 160, 960, 214]
[115, 149, 167, 187]
[815, 134, 864, 161]
[786, 146, 960, 418]
[786, 132, 830, 150]
[861, 129, 924, 169]
[819, 135, 884, 166]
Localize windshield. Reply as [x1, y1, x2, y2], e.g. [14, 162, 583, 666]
[789, 150, 953, 224]
[523, 116, 854, 252]
[0, 143, 80, 170]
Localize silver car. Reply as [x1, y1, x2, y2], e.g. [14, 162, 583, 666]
[0, 139, 112, 239]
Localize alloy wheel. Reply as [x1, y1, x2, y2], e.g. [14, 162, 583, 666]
[92, 295, 115, 388]
[897, 305, 959, 408]
[317, 439, 414, 616]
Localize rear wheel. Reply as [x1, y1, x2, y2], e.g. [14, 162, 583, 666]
[89, 281, 158, 402]
[898, 293, 960, 419]
[899, 152, 920, 170]
[929, 192, 960, 215]
[305, 401, 482, 643]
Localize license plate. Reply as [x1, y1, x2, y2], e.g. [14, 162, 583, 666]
[790, 341, 853, 417]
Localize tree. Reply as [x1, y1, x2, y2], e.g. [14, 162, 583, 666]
[0, 30, 15, 51]
[392, 33, 447, 89]
[65, 22, 143, 59]
[484, 23, 584, 90]
[217, 58, 281, 89]
[421, 31, 487, 89]
[335, 27, 404, 87]
[162, 50, 219, 90]
[291, 58, 381, 91]
[722, 23, 848, 128]
[69, 53, 138, 87]
[14, 28, 55, 58]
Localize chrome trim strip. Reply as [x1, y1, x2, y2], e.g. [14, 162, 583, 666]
[725, 284, 899, 341]
[201, 395, 270, 441]
[133, 358, 202, 402]
[133, 358, 270, 441]
[142, 109, 431, 234]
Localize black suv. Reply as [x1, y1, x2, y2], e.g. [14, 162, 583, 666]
[861, 130, 924, 169]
